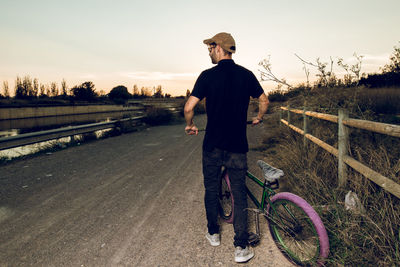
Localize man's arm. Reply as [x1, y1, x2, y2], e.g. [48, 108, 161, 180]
[252, 93, 269, 125]
[184, 95, 200, 135]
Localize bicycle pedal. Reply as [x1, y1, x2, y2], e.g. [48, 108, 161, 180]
[248, 232, 260, 247]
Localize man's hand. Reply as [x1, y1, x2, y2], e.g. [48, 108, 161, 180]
[251, 117, 263, 125]
[185, 124, 199, 135]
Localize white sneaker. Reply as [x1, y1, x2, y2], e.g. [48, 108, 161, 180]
[205, 233, 220, 246]
[234, 246, 254, 263]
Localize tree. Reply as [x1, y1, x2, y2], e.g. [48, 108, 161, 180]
[2, 81, 10, 98]
[294, 54, 342, 87]
[70, 81, 97, 101]
[14, 76, 38, 98]
[132, 84, 140, 98]
[45, 85, 50, 96]
[61, 79, 68, 96]
[33, 78, 39, 97]
[38, 84, 46, 97]
[153, 85, 163, 98]
[98, 90, 106, 97]
[50, 82, 58, 97]
[338, 53, 364, 86]
[140, 87, 151, 97]
[15, 76, 25, 99]
[108, 85, 131, 101]
[23, 76, 34, 98]
[382, 42, 400, 73]
[359, 42, 400, 87]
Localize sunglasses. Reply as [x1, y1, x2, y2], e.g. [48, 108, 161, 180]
[207, 44, 216, 53]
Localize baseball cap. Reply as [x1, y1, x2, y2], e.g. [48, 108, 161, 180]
[203, 32, 236, 53]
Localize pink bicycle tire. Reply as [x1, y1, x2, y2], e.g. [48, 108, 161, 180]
[269, 192, 329, 265]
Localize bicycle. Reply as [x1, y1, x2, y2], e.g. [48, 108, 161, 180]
[218, 160, 329, 266]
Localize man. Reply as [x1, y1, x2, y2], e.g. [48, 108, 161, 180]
[184, 32, 269, 263]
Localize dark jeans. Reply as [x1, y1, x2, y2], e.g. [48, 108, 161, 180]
[202, 148, 248, 248]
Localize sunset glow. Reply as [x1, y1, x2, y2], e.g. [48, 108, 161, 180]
[1, 0, 399, 96]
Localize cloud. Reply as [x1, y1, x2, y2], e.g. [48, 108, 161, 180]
[335, 53, 390, 73]
[362, 53, 390, 66]
[119, 71, 197, 81]
[79, 73, 97, 80]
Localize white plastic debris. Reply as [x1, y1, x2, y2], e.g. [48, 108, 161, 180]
[345, 191, 365, 213]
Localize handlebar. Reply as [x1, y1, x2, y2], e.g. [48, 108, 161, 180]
[197, 120, 263, 132]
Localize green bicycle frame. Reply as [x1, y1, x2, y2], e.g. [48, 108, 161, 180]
[246, 171, 300, 225]
[244, 170, 323, 265]
[245, 171, 277, 211]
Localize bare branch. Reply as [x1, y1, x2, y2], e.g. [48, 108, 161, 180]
[294, 53, 318, 67]
[294, 54, 311, 87]
[258, 56, 293, 88]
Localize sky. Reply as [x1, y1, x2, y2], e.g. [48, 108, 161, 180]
[0, 0, 399, 96]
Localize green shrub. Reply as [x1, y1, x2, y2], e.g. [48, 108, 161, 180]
[108, 85, 131, 103]
[143, 106, 173, 125]
[268, 90, 287, 102]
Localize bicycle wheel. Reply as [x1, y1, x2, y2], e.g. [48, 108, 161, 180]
[267, 192, 329, 266]
[218, 172, 234, 224]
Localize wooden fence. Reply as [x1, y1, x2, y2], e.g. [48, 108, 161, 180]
[280, 106, 400, 198]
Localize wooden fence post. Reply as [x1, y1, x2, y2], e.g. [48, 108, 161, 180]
[338, 109, 349, 187]
[279, 109, 283, 126]
[287, 105, 291, 125]
[303, 104, 308, 146]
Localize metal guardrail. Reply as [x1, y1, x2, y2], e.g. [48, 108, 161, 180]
[0, 100, 185, 152]
[280, 106, 400, 198]
[0, 116, 144, 151]
[0, 105, 145, 120]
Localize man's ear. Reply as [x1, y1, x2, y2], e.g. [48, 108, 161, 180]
[215, 45, 221, 54]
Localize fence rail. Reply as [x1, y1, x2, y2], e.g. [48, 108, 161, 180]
[280, 107, 400, 137]
[0, 116, 144, 151]
[280, 106, 400, 198]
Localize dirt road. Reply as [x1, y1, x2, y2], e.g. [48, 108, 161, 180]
[0, 114, 293, 266]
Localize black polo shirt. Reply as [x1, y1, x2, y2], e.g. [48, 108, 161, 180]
[191, 59, 264, 153]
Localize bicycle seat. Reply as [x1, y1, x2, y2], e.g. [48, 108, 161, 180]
[257, 160, 284, 182]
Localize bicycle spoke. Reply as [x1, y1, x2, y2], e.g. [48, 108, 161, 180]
[268, 200, 320, 263]
[220, 191, 231, 216]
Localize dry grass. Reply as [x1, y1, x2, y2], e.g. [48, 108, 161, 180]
[262, 87, 400, 266]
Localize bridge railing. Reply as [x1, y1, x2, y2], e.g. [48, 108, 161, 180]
[280, 106, 400, 198]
